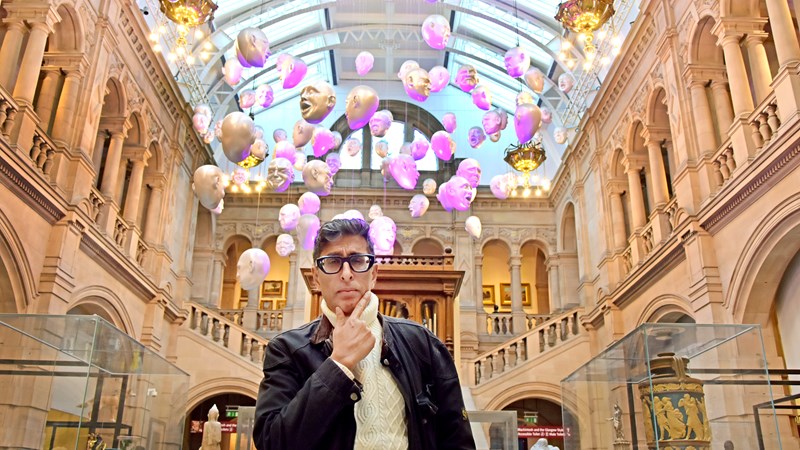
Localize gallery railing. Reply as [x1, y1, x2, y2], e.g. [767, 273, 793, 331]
[185, 301, 269, 366]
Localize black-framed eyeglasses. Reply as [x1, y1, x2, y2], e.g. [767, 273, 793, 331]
[315, 254, 376, 275]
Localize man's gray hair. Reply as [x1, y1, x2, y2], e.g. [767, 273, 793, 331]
[312, 218, 374, 259]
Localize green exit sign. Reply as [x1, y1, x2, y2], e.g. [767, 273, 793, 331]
[226, 410, 238, 418]
[524, 416, 537, 424]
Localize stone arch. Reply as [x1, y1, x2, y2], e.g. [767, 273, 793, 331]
[0, 210, 35, 313]
[728, 193, 800, 325]
[485, 382, 576, 416]
[221, 235, 253, 310]
[185, 377, 259, 414]
[101, 77, 127, 119]
[520, 237, 552, 257]
[636, 294, 695, 326]
[609, 148, 626, 178]
[625, 120, 647, 158]
[520, 239, 551, 314]
[50, 3, 84, 52]
[126, 111, 147, 147]
[689, 16, 723, 66]
[479, 234, 513, 253]
[559, 202, 578, 253]
[68, 287, 136, 337]
[644, 87, 677, 199]
[411, 237, 445, 255]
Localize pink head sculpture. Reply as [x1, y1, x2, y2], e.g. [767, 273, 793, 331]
[293, 119, 314, 148]
[298, 191, 321, 215]
[524, 67, 545, 94]
[345, 85, 379, 130]
[504, 47, 531, 78]
[326, 152, 342, 175]
[277, 54, 308, 89]
[541, 106, 553, 124]
[299, 80, 336, 124]
[222, 59, 243, 86]
[497, 108, 509, 130]
[273, 140, 296, 164]
[455, 65, 479, 93]
[404, 67, 431, 102]
[429, 66, 450, 93]
[482, 110, 502, 135]
[431, 131, 455, 161]
[235, 28, 271, 68]
[397, 60, 420, 80]
[256, 84, 275, 109]
[272, 128, 287, 143]
[442, 113, 457, 133]
[311, 127, 336, 157]
[254, 126, 264, 140]
[421, 14, 450, 50]
[514, 103, 542, 143]
[457, 158, 482, 188]
[374, 140, 389, 158]
[369, 110, 393, 137]
[408, 194, 430, 218]
[516, 91, 535, 106]
[345, 138, 362, 157]
[387, 153, 420, 190]
[239, 89, 256, 109]
[472, 85, 493, 110]
[279, 203, 301, 231]
[422, 178, 437, 195]
[192, 104, 212, 134]
[468, 126, 486, 149]
[297, 214, 321, 251]
[490, 174, 513, 199]
[411, 136, 430, 161]
[436, 175, 474, 212]
[220, 112, 256, 164]
[369, 216, 397, 255]
[558, 73, 575, 93]
[355, 51, 375, 76]
[266, 157, 294, 192]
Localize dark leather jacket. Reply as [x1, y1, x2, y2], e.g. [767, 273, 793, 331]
[254, 314, 476, 450]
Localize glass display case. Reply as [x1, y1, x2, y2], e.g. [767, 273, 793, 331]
[561, 323, 784, 450]
[0, 314, 189, 450]
[468, 410, 518, 450]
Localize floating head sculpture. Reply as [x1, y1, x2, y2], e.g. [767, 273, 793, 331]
[455, 65, 479, 92]
[277, 53, 308, 89]
[442, 113, 457, 133]
[471, 85, 493, 110]
[421, 14, 450, 49]
[514, 103, 542, 143]
[235, 28, 271, 68]
[266, 157, 294, 192]
[387, 153, 420, 190]
[299, 80, 336, 124]
[369, 110, 393, 137]
[276, 234, 295, 257]
[302, 159, 333, 196]
[422, 178, 437, 195]
[404, 67, 431, 102]
[298, 192, 321, 215]
[355, 51, 374, 76]
[297, 214, 321, 250]
[524, 67, 545, 93]
[236, 248, 270, 291]
[220, 112, 256, 164]
[369, 216, 397, 255]
[468, 126, 486, 149]
[345, 85, 380, 130]
[192, 165, 225, 211]
[293, 119, 314, 148]
[430, 131, 455, 161]
[457, 158, 482, 188]
[278, 203, 301, 231]
[256, 84, 274, 108]
[429, 66, 450, 92]
[504, 47, 530, 78]
[408, 194, 431, 218]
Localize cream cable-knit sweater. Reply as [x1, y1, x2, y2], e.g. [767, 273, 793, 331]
[321, 293, 409, 450]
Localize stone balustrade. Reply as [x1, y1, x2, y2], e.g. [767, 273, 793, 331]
[0, 87, 18, 140]
[483, 313, 552, 336]
[186, 302, 269, 366]
[30, 129, 56, 177]
[750, 95, 781, 153]
[375, 253, 454, 270]
[471, 308, 582, 386]
[712, 141, 737, 189]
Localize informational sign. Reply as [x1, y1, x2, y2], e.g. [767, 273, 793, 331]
[518, 426, 569, 438]
[220, 421, 237, 433]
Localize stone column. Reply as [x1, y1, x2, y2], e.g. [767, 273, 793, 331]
[12, 22, 52, 106]
[688, 80, 719, 154]
[717, 32, 755, 115]
[474, 254, 485, 313]
[34, 69, 61, 132]
[509, 255, 524, 333]
[122, 153, 150, 224]
[625, 163, 646, 229]
[743, 33, 774, 103]
[643, 132, 670, 206]
[100, 131, 125, 199]
[765, 0, 800, 66]
[709, 80, 734, 132]
[609, 189, 628, 250]
[546, 256, 561, 312]
[50, 69, 83, 146]
[142, 181, 163, 243]
[0, 19, 26, 89]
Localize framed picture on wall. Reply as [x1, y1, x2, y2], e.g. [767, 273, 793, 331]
[482, 285, 495, 305]
[500, 283, 531, 306]
[262, 280, 283, 297]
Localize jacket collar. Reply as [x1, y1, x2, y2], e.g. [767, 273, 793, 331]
[310, 314, 394, 360]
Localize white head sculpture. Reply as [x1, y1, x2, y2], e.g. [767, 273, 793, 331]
[302, 159, 333, 196]
[192, 165, 225, 211]
[345, 138, 362, 157]
[558, 73, 575, 93]
[514, 103, 542, 143]
[431, 131, 455, 161]
[250, 138, 268, 161]
[421, 14, 450, 49]
[296, 214, 321, 251]
[256, 84, 274, 108]
[236, 248, 270, 291]
[333, 209, 365, 221]
[368, 204, 383, 220]
[299, 80, 336, 124]
[222, 59, 243, 86]
[541, 106, 553, 124]
[408, 194, 430, 218]
[490, 174, 513, 199]
[298, 192, 321, 215]
[455, 65, 479, 93]
[516, 91, 535, 106]
[369, 215, 397, 255]
[504, 47, 531, 78]
[266, 157, 294, 192]
[239, 89, 256, 109]
[293, 151, 307, 170]
[465, 216, 482, 239]
[422, 178, 437, 195]
[293, 119, 314, 148]
[457, 158, 482, 188]
[369, 110, 393, 137]
[524, 67, 545, 94]
[220, 112, 256, 164]
[275, 234, 295, 257]
[278, 203, 301, 231]
[355, 51, 375, 76]
[553, 126, 568, 144]
[235, 28, 271, 68]
[482, 110, 502, 135]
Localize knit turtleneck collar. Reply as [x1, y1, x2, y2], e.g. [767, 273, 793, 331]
[320, 291, 379, 327]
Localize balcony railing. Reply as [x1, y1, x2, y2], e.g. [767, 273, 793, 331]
[0, 87, 18, 141]
[482, 312, 552, 336]
[186, 302, 270, 365]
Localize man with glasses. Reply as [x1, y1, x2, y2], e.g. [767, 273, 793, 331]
[254, 218, 475, 450]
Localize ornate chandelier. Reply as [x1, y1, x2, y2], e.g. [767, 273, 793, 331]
[504, 140, 550, 197]
[149, 0, 218, 63]
[555, 0, 615, 57]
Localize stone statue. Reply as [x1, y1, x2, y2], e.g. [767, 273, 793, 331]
[530, 438, 558, 450]
[201, 404, 222, 450]
[609, 402, 624, 441]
